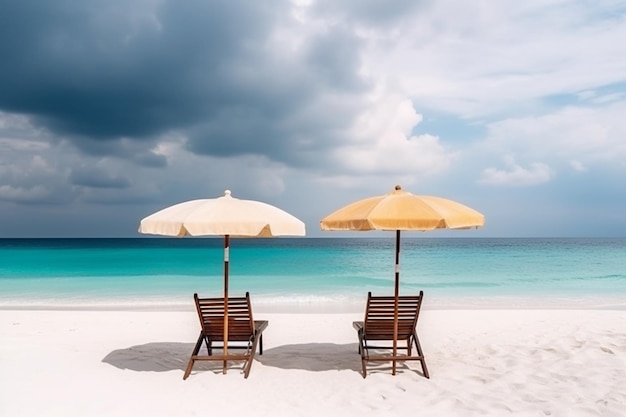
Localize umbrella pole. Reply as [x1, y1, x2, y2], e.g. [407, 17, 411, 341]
[393, 230, 400, 375]
[223, 235, 230, 374]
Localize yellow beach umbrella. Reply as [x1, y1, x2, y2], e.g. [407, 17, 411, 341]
[139, 190, 305, 372]
[320, 185, 484, 374]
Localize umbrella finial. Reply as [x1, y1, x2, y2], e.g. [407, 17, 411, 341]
[224, 189, 232, 197]
[394, 185, 402, 191]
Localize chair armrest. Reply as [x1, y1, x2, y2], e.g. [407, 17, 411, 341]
[353, 321, 364, 331]
[254, 320, 269, 334]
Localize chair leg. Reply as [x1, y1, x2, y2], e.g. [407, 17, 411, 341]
[359, 334, 368, 378]
[413, 331, 430, 379]
[183, 332, 205, 380]
[243, 332, 263, 378]
[361, 357, 367, 378]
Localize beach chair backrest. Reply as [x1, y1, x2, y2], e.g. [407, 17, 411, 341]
[363, 291, 423, 340]
[194, 292, 255, 341]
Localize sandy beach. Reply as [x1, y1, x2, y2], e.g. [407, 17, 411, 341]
[1, 306, 625, 417]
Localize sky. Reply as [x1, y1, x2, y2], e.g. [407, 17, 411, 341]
[1, 0, 626, 238]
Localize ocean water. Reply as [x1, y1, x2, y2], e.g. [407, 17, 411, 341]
[0, 237, 625, 311]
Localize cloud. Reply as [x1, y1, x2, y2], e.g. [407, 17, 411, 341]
[0, 0, 371, 171]
[480, 101, 626, 168]
[0, 185, 55, 204]
[479, 159, 552, 186]
[331, 97, 457, 180]
[311, 0, 424, 26]
[0, 153, 74, 204]
[2, 0, 624, 176]
[69, 166, 131, 189]
[355, 1, 626, 118]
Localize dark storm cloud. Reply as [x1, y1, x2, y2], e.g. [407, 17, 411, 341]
[66, 135, 168, 167]
[186, 26, 368, 164]
[0, 0, 370, 164]
[1, 0, 211, 138]
[305, 28, 366, 91]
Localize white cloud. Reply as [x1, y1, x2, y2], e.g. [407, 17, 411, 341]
[479, 159, 552, 186]
[331, 96, 457, 178]
[358, 1, 626, 117]
[481, 102, 626, 166]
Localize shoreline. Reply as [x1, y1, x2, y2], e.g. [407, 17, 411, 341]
[2, 292, 626, 313]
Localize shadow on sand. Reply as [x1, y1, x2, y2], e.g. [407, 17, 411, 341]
[257, 342, 362, 372]
[102, 342, 193, 372]
[102, 341, 363, 374]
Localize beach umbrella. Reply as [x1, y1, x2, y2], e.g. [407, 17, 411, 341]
[138, 189, 306, 369]
[320, 185, 484, 374]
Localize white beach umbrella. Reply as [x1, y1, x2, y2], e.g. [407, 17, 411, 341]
[139, 190, 305, 367]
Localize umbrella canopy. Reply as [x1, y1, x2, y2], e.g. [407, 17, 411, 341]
[319, 185, 484, 231]
[320, 185, 484, 374]
[139, 190, 305, 371]
[139, 189, 305, 238]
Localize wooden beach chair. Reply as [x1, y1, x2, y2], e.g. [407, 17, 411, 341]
[353, 291, 429, 378]
[183, 292, 268, 379]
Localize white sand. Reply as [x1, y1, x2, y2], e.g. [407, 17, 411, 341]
[1, 307, 625, 417]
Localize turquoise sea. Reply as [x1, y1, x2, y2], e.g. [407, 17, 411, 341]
[0, 238, 625, 311]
